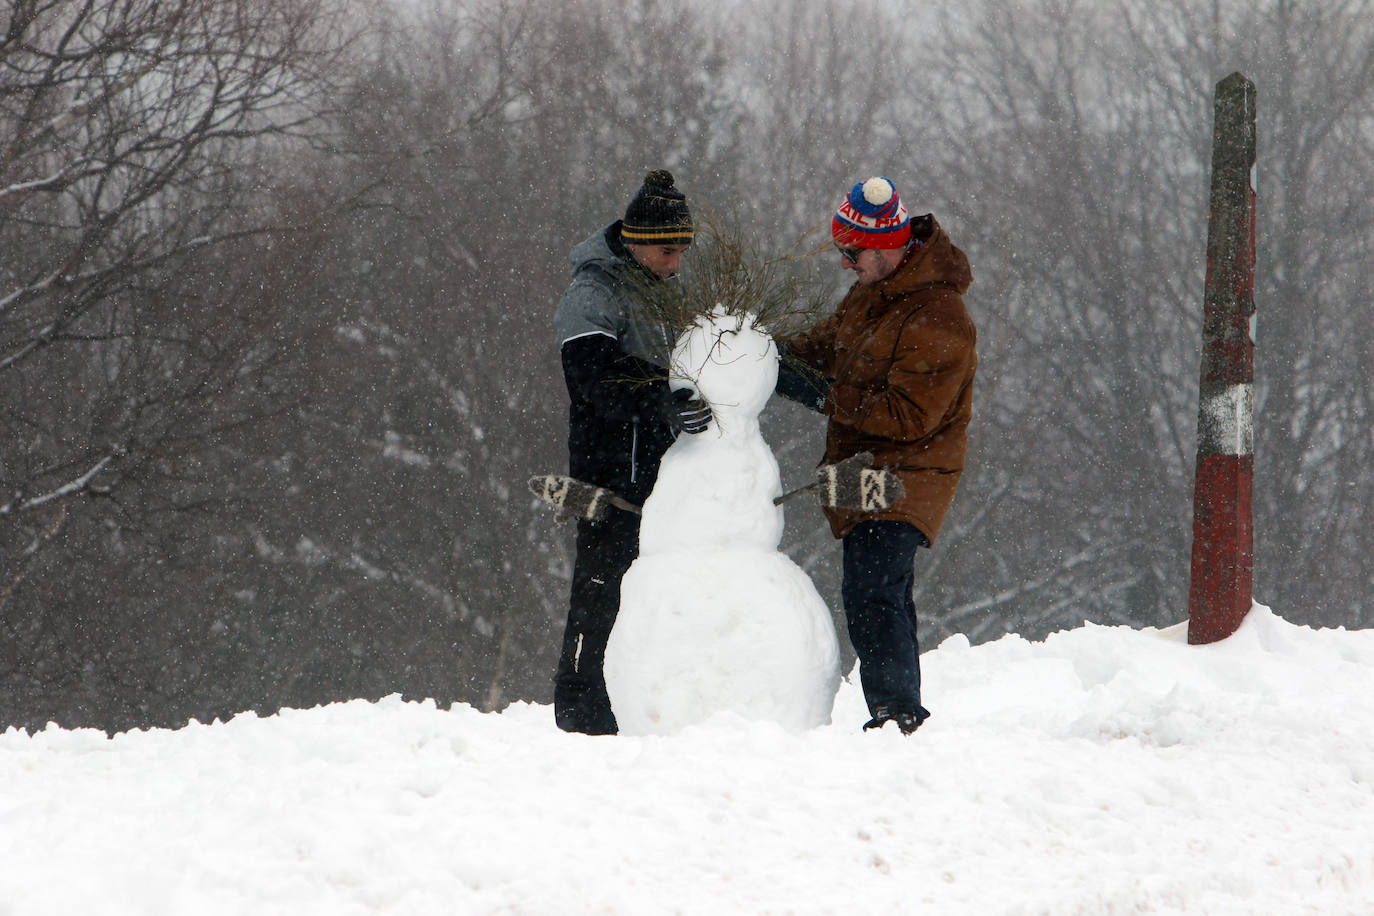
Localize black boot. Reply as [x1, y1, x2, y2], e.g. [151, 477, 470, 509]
[862, 704, 929, 735]
[553, 675, 618, 735]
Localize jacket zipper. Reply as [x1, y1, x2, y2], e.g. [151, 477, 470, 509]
[630, 420, 639, 484]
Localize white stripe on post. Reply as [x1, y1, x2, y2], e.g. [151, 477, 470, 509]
[1197, 383, 1254, 458]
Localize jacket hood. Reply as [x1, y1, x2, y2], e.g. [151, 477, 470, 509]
[568, 220, 664, 286]
[874, 214, 973, 299]
[568, 222, 627, 275]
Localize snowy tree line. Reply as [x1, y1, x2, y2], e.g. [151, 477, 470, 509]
[2, 0, 1371, 731]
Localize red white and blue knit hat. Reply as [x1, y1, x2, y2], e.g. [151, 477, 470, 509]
[831, 176, 911, 249]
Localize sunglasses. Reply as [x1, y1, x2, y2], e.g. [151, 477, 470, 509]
[834, 243, 865, 265]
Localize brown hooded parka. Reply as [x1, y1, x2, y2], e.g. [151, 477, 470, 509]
[784, 214, 976, 543]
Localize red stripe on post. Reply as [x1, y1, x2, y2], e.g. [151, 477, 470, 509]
[1188, 455, 1254, 644]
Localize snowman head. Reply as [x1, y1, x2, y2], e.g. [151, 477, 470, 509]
[669, 306, 778, 426]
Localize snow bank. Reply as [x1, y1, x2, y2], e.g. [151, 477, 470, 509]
[3, 604, 1373, 915]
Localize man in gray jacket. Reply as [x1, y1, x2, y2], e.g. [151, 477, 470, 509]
[551, 170, 710, 734]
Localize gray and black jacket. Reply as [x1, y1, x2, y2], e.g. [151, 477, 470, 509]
[553, 222, 677, 506]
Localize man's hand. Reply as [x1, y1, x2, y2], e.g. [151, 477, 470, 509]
[816, 451, 905, 512]
[529, 475, 641, 523]
[660, 387, 712, 435]
[774, 349, 831, 414]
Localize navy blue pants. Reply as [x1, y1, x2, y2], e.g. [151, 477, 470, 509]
[554, 510, 639, 735]
[842, 520, 932, 722]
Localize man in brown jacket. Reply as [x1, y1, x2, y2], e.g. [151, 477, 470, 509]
[779, 176, 976, 735]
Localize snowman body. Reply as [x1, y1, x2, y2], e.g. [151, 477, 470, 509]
[604, 309, 841, 735]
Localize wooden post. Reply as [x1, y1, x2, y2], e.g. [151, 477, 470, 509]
[1188, 73, 1256, 645]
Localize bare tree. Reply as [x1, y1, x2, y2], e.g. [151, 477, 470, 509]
[0, 0, 353, 727]
[0, 0, 349, 574]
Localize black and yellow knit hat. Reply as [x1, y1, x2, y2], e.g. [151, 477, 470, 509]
[620, 169, 693, 246]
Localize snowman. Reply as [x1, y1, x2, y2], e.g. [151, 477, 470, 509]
[603, 306, 841, 735]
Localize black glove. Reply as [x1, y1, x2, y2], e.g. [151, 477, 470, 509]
[774, 346, 831, 414]
[660, 387, 712, 435]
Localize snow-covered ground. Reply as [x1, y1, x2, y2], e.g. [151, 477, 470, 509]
[3, 603, 1372, 915]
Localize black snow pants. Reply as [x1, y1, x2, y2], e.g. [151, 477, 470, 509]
[554, 510, 640, 735]
[841, 519, 933, 724]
